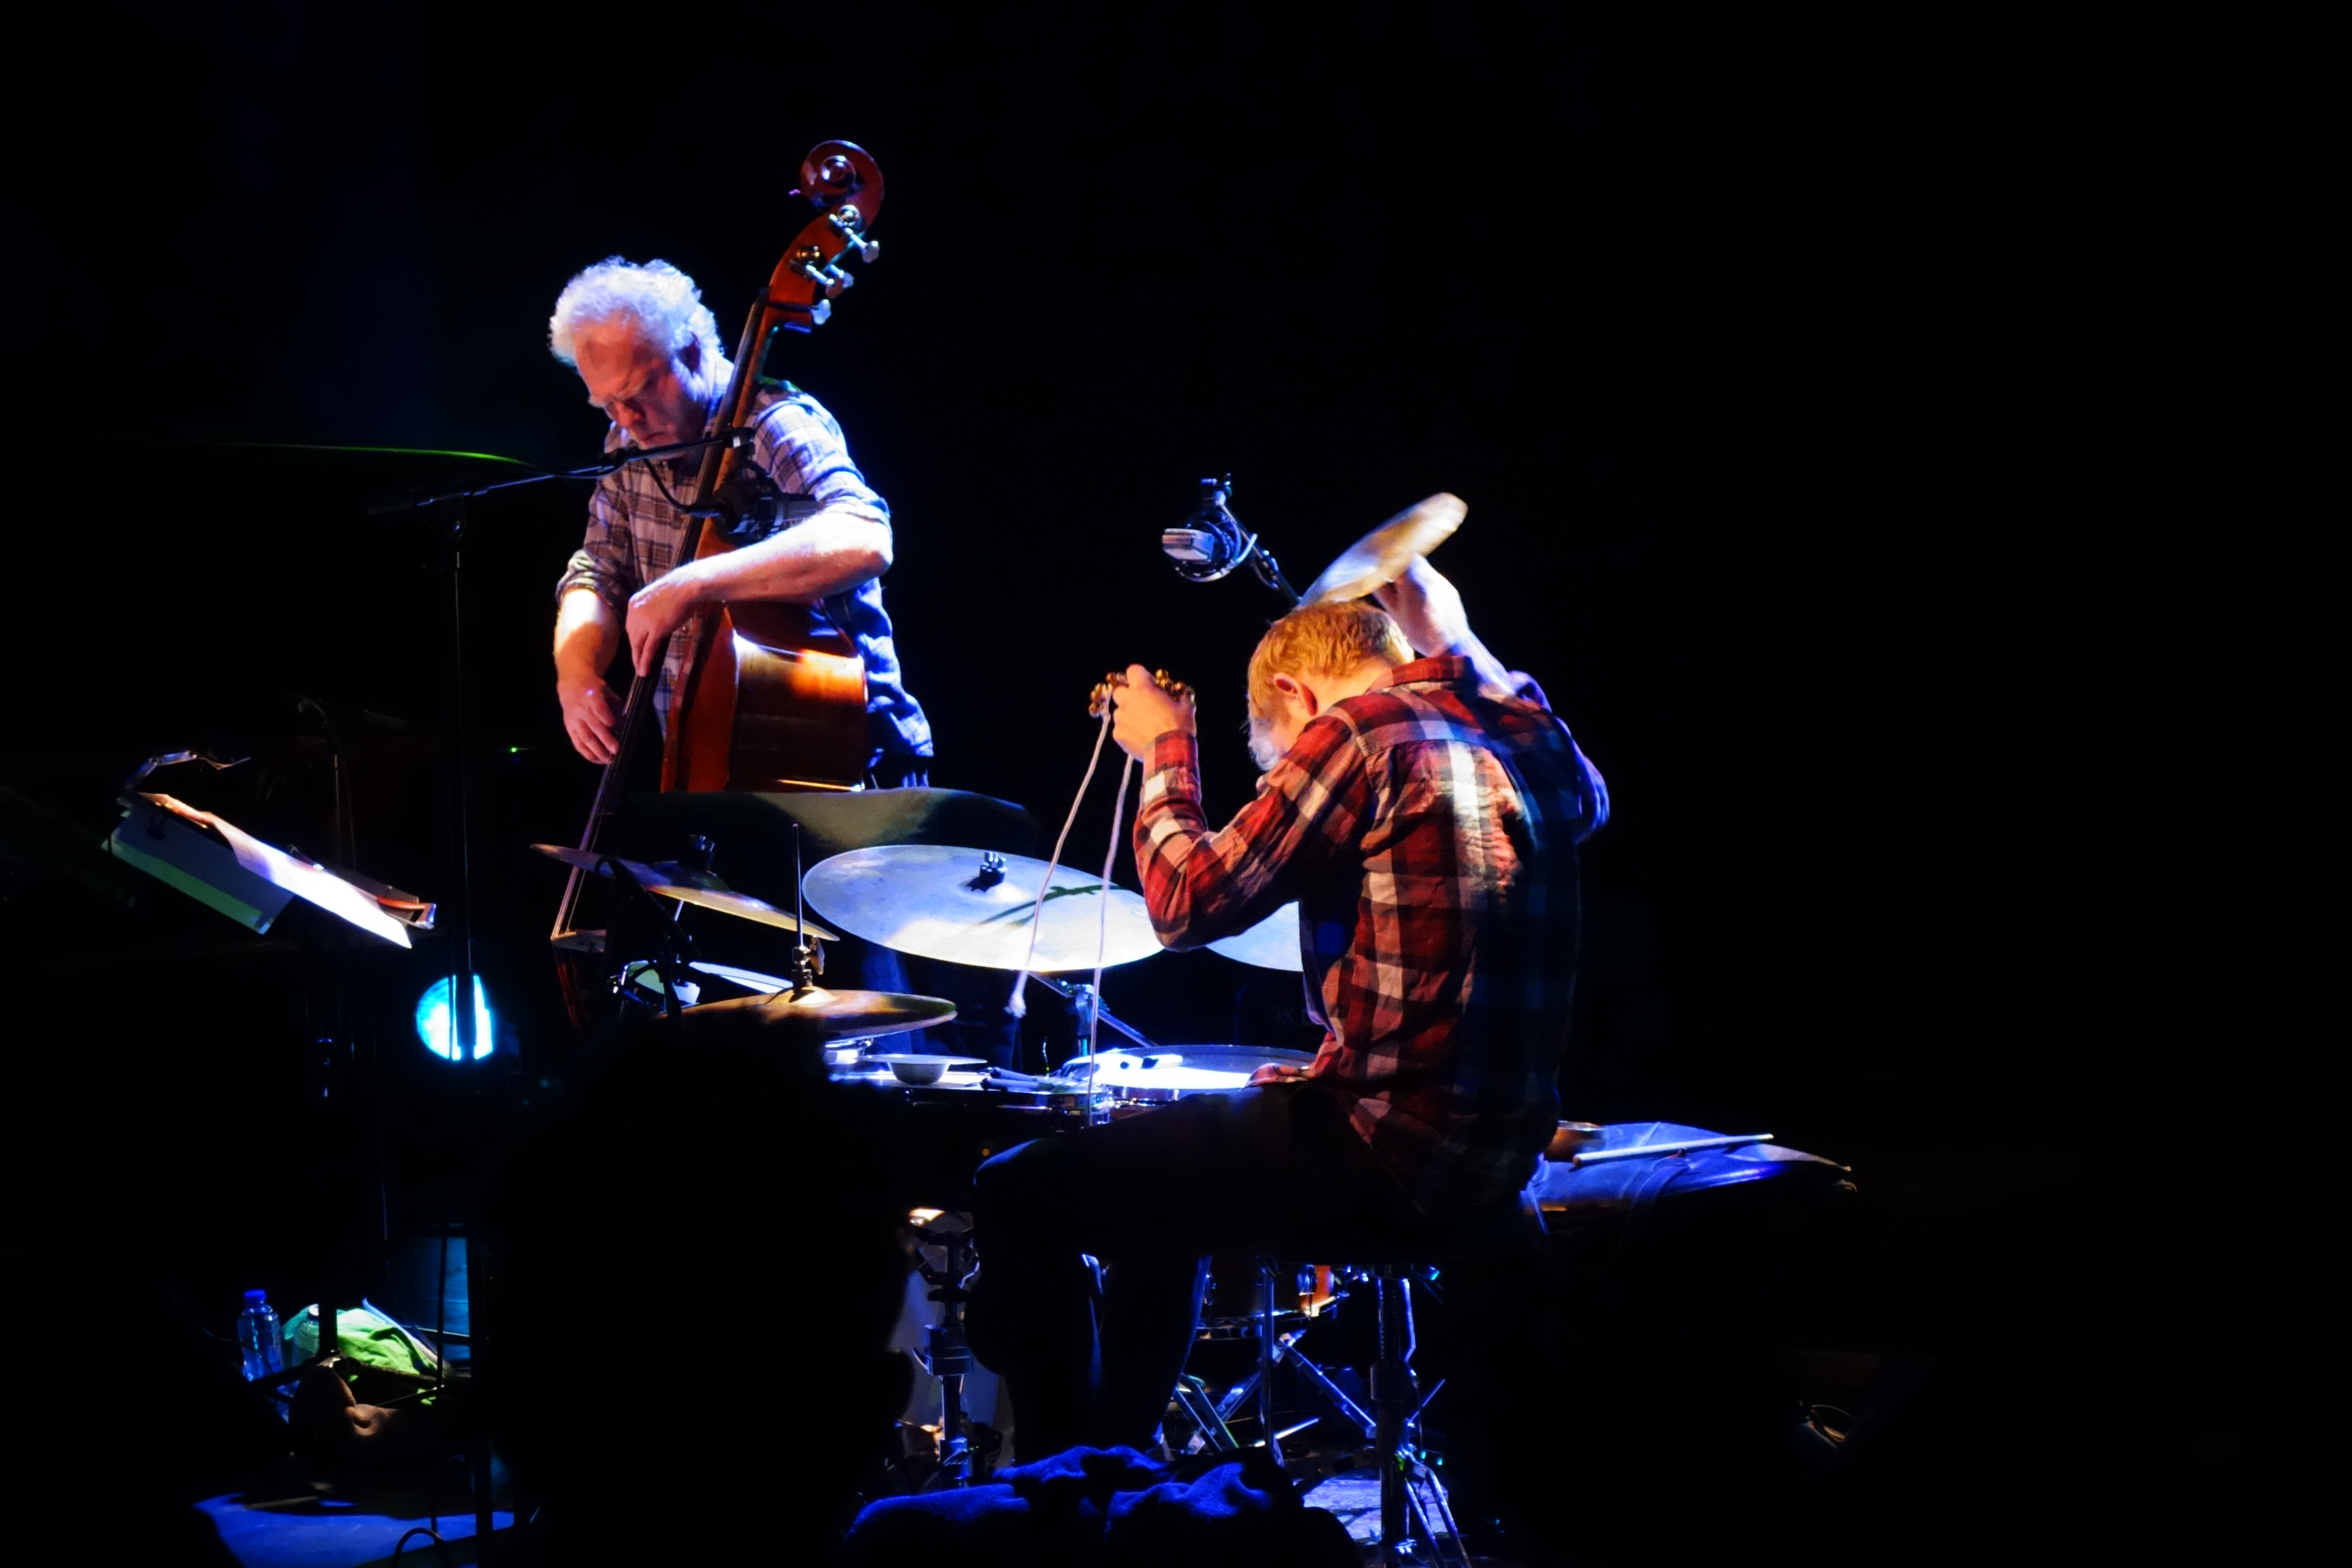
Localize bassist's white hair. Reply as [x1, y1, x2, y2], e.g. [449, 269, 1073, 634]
[548, 257, 732, 404]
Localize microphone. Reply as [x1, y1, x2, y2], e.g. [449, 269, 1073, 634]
[1161, 476, 1300, 603]
[1161, 476, 1248, 579]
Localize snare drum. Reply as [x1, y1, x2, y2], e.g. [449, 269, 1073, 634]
[1053, 1045, 1317, 1106]
[830, 1063, 1090, 1207]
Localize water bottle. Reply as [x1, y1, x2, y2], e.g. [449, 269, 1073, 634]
[236, 1290, 286, 1399]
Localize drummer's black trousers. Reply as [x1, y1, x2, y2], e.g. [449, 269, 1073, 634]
[964, 1081, 1421, 1460]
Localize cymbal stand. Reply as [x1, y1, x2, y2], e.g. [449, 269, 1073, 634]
[605, 859, 695, 1018]
[1018, 974, 1160, 1127]
[781, 823, 824, 996]
[907, 1219, 979, 1484]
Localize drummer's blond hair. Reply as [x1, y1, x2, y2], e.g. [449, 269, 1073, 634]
[1246, 601, 1411, 724]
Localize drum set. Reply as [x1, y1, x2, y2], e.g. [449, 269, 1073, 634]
[530, 834, 1310, 1112]
[533, 488, 1476, 1100]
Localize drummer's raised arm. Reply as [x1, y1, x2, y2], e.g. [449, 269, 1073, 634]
[1371, 558, 1517, 701]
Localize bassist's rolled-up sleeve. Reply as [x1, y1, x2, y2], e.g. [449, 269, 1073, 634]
[754, 397, 890, 534]
[555, 476, 640, 616]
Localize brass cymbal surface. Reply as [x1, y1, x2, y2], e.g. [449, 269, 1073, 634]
[530, 844, 839, 939]
[682, 984, 956, 1039]
[1205, 901, 1305, 972]
[1300, 493, 1466, 606]
[800, 843, 1164, 971]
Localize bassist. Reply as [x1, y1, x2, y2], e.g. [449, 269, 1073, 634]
[548, 256, 933, 787]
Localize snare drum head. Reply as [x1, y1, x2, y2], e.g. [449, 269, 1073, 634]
[1054, 1044, 1317, 1093]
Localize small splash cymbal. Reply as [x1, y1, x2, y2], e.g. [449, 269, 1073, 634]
[531, 844, 838, 939]
[682, 984, 956, 1039]
[1300, 493, 1465, 606]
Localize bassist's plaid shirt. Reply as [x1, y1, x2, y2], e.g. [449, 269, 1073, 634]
[554, 381, 932, 767]
[1134, 655, 1608, 1211]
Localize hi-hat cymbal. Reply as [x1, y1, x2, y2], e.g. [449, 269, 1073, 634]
[683, 983, 956, 1039]
[531, 845, 838, 939]
[801, 844, 1164, 972]
[1206, 901, 1305, 972]
[1300, 493, 1466, 606]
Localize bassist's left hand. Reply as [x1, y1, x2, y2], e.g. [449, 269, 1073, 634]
[626, 566, 707, 676]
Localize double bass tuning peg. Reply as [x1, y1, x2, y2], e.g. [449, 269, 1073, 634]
[829, 208, 881, 265]
[793, 249, 858, 299]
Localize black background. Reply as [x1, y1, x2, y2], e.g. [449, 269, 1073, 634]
[0, 0, 2291, 1505]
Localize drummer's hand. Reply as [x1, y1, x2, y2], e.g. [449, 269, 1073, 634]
[1371, 557, 1473, 658]
[1110, 664, 1196, 762]
[558, 673, 622, 763]
[1249, 1062, 1309, 1086]
[625, 565, 707, 677]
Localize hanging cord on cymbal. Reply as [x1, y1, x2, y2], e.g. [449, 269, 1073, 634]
[1087, 752, 1138, 1063]
[1005, 705, 1115, 1021]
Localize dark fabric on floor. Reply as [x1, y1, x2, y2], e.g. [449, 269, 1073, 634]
[842, 1444, 1358, 1567]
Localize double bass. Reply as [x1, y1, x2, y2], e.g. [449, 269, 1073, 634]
[551, 141, 886, 953]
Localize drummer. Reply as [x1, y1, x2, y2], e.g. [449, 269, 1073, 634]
[964, 560, 1607, 1458]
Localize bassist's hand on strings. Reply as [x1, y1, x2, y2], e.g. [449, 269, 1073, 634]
[626, 566, 706, 681]
[558, 674, 622, 764]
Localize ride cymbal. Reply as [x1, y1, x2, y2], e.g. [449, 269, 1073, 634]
[800, 843, 1163, 971]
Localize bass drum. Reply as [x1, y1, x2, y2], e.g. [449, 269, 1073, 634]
[1051, 1044, 1318, 1105]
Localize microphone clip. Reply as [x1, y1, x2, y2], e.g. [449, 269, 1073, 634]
[1161, 476, 1299, 604]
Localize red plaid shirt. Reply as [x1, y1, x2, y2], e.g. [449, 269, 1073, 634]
[1134, 655, 1608, 1210]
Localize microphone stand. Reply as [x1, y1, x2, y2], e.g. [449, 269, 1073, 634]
[362, 429, 757, 518]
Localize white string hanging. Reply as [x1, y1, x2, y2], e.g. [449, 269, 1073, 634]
[1004, 704, 1115, 1021]
[1087, 753, 1139, 1063]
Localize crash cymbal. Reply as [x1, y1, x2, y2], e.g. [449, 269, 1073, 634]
[800, 844, 1164, 972]
[682, 983, 956, 1039]
[1300, 493, 1466, 606]
[1205, 901, 1305, 972]
[530, 845, 838, 939]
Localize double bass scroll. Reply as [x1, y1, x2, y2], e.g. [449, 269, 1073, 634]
[662, 141, 888, 797]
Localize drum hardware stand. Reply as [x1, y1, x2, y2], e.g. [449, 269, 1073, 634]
[605, 858, 698, 1018]
[782, 824, 825, 994]
[667, 833, 716, 924]
[1368, 1265, 1467, 1565]
[1017, 974, 1158, 1126]
[1209, 1320, 1375, 1442]
[906, 1219, 980, 1485]
[1184, 1263, 1464, 1565]
[1171, 1374, 1241, 1453]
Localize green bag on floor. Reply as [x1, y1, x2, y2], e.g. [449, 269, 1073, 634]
[284, 1302, 442, 1405]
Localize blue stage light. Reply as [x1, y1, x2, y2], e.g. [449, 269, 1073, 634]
[414, 974, 496, 1061]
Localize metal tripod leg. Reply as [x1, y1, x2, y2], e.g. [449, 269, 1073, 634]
[1173, 1374, 1239, 1453]
[1258, 1261, 1276, 1454]
[1372, 1269, 1468, 1567]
